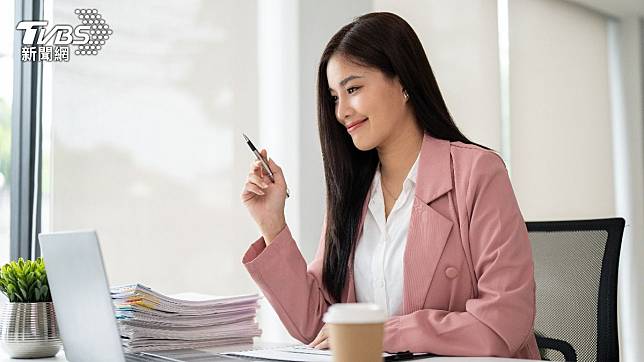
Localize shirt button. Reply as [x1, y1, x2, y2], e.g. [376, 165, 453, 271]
[377, 280, 385, 288]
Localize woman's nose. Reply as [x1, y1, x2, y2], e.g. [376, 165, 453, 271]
[336, 98, 353, 122]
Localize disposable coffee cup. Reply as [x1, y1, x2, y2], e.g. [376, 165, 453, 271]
[323, 303, 386, 362]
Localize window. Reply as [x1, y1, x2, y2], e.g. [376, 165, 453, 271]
[40, 0, 304, 343]
[46, 2, 261, 297]
[0, 0, 15, 265]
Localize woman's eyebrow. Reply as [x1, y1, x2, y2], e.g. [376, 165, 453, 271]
[328, 75, 363, 91]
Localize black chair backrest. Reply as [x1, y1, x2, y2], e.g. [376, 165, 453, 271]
[526, 218, 624, 362]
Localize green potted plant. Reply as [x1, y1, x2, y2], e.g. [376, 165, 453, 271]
[0, 257, 62, 358]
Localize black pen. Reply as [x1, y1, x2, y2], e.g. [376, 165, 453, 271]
[243, 133, 290, 198]
[384, 351, 437, 361]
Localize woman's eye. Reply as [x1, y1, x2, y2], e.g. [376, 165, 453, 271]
[330, 87, 360, 104]
[347, 86, 360, 94]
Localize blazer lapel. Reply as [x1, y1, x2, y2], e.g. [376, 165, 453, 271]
[403, 134, 454, 313]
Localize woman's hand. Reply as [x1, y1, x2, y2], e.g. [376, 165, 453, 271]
[241, 149, 288, 245]
[308, 324, 330, 350]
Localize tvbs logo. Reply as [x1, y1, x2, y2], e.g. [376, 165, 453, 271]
[17, 8, 112, 62]
[17, 21, 91, 45]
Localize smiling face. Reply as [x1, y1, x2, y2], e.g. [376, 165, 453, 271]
[326, 54, 413, 151]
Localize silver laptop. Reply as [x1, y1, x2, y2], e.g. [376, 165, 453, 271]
[38, 230, 242, 362]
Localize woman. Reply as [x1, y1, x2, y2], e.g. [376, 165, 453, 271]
[240, 12, 540, 359]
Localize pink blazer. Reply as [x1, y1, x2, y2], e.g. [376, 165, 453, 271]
[242, 133, 540, 359]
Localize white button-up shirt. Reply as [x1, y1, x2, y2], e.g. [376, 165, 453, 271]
[354, 152, 420, 317]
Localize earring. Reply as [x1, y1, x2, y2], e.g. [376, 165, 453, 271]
[403, 90, 409, 100]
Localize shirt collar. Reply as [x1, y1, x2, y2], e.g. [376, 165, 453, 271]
[370, 150, 421, 201]
[407, 151, 420, 185]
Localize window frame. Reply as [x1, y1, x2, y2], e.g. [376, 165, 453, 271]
[10, 0, 44, 260]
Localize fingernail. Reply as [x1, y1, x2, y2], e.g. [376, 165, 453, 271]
[262, 183, 268, 188]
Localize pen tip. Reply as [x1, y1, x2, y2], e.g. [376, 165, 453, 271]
[242, 133, 249, 142]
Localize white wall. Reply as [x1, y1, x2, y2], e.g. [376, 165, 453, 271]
[509, 0, 615, 220]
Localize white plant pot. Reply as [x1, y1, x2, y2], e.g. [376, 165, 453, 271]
[0, 302, 62, 358]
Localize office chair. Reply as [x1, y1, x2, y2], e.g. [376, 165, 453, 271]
[526, 218, 624, 362]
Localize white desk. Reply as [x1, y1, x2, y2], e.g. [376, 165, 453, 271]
[0, 339, 536, 361]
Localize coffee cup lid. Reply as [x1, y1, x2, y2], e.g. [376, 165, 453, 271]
[322, 303, 386, 324]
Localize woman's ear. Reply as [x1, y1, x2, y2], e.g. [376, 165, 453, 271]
[391, 74, 403, 87]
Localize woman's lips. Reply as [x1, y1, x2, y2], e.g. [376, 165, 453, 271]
[347, 118, 368, 133]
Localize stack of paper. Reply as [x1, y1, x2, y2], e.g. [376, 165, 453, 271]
[110, 284, 262, 353]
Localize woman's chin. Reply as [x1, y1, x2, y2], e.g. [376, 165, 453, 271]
[351, 136, 376, 151]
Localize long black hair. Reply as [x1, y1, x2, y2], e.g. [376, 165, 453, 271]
[317, 12, 489, 303]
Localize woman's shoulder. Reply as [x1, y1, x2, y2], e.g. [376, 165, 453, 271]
[448, 141, 508, 176]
